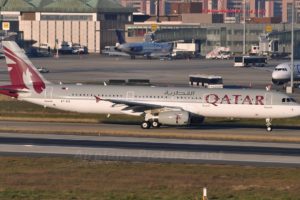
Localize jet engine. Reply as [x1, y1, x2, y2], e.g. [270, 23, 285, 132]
[142, 111, 205, 129]
[158, 111, 190, 125]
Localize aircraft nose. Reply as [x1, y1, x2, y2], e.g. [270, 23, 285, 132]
[272, 71, 290, 85]
[272, 71, 281, 84]
[272, 71, 281, 79]
[272, 70, 290, 81]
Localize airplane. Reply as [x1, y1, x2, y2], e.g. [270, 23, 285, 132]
[272, 61, 300, 85]
[0, 41, 299, 132]
[114, 30, 173, 59]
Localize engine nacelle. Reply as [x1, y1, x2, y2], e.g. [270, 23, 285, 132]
[190, 115, 205, 124]
[157, 111, 190, 126]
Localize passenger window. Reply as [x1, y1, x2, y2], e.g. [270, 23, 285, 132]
[282, 98, 286, 103]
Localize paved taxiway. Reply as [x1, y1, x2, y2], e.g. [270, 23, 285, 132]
[0, 121, 299, 142]
[0, 55, 288, 86]
[1, 55, 298, 99]
[1, 55, 299, 100]
[0, 132, 299, 166]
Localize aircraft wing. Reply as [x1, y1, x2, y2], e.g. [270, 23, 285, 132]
[95, 96, 181, 113]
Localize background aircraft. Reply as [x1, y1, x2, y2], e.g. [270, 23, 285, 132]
[115, 30, 173, 59]
[272, 61, 300, 85]
[0, 41, 299, 132]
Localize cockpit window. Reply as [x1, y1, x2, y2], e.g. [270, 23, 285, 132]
[282, 98, 297, 103]
[291, 98, 296, 102]
[275, 68, 288, 71]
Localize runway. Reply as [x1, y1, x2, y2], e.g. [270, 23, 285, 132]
[0, 120, 300, 142]
[0, 132, 299, 166]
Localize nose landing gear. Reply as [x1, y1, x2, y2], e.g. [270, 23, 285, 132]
[266, 118, 272, 132]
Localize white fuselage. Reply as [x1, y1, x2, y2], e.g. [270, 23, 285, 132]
[19, 85, 300, 119]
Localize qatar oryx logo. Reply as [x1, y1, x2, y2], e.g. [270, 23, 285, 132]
[3, 46, 46, 94]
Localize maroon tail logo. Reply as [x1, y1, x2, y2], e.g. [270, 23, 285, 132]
[4, 47, 45, 94]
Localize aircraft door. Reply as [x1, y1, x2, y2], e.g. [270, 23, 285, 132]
[126, 91, 135, 100]
[265, 93, 272, 108]
[44, 87, 53, 99]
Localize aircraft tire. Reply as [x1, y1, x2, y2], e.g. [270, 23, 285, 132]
[267, 126, 272, 132]
[151, 121, 161, 128]
[141, 121, 151, 129]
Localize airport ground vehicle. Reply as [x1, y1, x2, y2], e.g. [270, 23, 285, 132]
[0, 41, 299, 132]
[216, 51, 231, 59]
[234, 56, 267, 67]
[189, 74, 223, 88]
[206, 47, 231, 59]
[58, 41, 73, 54]
[171, 42, 199, 58]
[72, 43, 88, 54]
[37, 67, 49, 73]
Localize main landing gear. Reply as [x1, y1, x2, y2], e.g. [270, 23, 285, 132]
[141, 121, 161, 129]
[266, 118, 272, 132]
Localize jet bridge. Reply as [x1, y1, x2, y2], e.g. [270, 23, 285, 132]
[154, 28, 207, 42]
[268, 30, 300, 58]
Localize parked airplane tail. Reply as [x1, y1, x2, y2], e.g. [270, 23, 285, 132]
[115, 30, 126, 44]
[1, 41, 48, 94]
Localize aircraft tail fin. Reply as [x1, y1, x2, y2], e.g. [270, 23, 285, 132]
[2, 41, 48, 94]
[116, 30, 126, 44]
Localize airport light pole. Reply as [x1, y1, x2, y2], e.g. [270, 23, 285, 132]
[243, 0, 246, 55]
[287, 0, 295, 94]
[290, 0, 295, 92]
[156, 0, 160, 23]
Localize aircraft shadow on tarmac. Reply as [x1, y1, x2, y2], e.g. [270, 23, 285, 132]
[101, 120, 300, 131]
[185, 124, 300, 131]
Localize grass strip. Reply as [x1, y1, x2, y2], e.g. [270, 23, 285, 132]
[0, 156, 299, 200]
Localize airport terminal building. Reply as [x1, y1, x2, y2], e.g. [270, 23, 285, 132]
[0, 0, 133, 53]
[126, 22, 300, 56]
